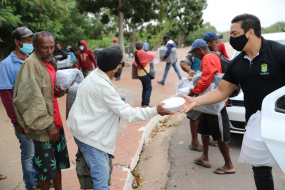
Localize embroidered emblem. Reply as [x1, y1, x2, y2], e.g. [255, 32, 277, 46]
[261, 63, 268, 73]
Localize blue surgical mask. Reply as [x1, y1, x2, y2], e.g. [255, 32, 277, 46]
[79, 46, 84, 51]
[18, 41, 34, 54]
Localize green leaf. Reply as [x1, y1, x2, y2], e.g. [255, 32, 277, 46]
[50, 158, 57, 170]
[35, 156, 42, 168]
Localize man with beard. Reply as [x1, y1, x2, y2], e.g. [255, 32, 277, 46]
[13, 31, 70, 190]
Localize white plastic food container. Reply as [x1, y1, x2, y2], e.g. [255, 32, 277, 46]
[161, 97, 185, 112]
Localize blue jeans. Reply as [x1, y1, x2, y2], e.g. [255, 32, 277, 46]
[139, 75, 152, 106]
[161, 62, 182, 83]
[74, 138, 110, 190]
[14, 128, 38, 189]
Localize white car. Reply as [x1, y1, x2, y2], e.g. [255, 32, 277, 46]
[227, 32, 285, 134]
[261, 86, 285, 173]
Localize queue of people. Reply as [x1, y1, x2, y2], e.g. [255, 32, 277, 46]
[0, 12, 284, 190]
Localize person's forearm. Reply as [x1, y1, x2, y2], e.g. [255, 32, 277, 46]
[194, 81, 237, 106]
[194, 89, 227, 106]
[180, 62, 191, 73]
[0, 90, 18, 125]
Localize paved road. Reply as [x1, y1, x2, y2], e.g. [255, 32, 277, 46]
[165, 117, 285, 190]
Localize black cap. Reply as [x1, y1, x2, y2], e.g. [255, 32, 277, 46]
[97, 48, 123, 72]
[163, 35, 170, 40]
[12, 26, 33, 40]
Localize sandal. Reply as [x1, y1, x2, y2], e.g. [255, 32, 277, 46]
[189, 145, 203, 152]
[0, 174, 7, 180]
[193, 157, 211, 167]
[213, 167, 235, 175]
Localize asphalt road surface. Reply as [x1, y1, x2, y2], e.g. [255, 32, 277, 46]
[165, 117, 285, 190]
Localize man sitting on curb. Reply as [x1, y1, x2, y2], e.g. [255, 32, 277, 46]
[67, 48, 173, 190]
[187, 39, 235, 175]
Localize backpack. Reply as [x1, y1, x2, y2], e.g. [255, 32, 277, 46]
[212, 52, 241, 97]
[75, 149, 114, 189]
[212, 52, 230, 73]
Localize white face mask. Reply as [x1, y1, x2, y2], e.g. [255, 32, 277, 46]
[79, 46, 84, 51]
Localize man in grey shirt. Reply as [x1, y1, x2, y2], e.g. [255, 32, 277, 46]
[110, 37, 123, 81]
[110, 37, 123, 54]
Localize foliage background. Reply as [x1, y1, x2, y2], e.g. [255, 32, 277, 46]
[0, 0, 284, 60]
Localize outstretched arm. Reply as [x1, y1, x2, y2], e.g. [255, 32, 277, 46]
[180, 80, 237, 113]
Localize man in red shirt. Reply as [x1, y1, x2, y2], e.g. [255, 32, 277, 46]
[188, 39, 235, 175]
[77, 40, 97, 78]
[216, 33, 229, 59]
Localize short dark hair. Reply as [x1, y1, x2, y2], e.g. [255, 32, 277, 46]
[78, 40, 84, 46]
[192, 46, 208, 52]
[231, 14, 261, 38]
[56, 42, 62, 47]
[163, 35, 170, 40]
[135, 41, 144, 50]
[32, 31, 54, 47]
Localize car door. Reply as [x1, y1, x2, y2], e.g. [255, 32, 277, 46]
[261, 86, 285, 174]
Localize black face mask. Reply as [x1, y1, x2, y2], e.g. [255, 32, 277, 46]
[230, 34, 249, 51]
[115, 68, 123, 78]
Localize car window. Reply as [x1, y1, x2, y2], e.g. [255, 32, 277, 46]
[275, 95, 285, 114]
[276, 40, 285, 45]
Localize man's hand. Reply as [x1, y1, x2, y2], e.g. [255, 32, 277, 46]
[156, 103, 175, 116]
[179, 94, 198, 113]
[162, 58, 165, 61]
[48, 127, 60, 142]
[55, 86, 66, 97]
[188, 89, 195, 97]
[15, 123, 26, 135]
[188, 70, 196, 77]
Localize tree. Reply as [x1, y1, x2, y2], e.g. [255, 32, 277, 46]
[0, 0, 75, 59]
[167, 0, 207, 47]
[262, 22, 285, 34]
[76, 0, 167, 57]
[185, 22, 217, 45]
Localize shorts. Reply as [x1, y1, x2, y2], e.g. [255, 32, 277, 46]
[34, 127, 70, 181]
[82, 68, 93, 78]
[197, 107, 230, 143]
[187, 115, 201, 121]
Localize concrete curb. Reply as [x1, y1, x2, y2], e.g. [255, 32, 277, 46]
[123, 115, 168, 190]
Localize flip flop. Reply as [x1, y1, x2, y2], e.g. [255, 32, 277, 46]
[0, 174, 7, 180]
[188, 145, 203, 152]
[209, 141, 218, 147]
[213, 168, 236, 175]
[193, 158, 211, 167]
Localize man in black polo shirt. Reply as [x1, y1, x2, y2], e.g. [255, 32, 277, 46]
[180, 13, 285, 190]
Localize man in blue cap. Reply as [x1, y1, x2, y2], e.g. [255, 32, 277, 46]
[187, 39, 235, 175]
[0, 26, 39, 190]
[180, 39, 208, 152]
[203, 31, 222, 53]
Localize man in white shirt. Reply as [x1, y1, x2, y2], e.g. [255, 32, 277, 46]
[67, 48, 173, 190]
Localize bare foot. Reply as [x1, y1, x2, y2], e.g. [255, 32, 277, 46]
[192, 140, 202, 149]
[209, 141, 218, 147]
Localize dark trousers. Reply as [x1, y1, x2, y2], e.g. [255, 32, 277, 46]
[252, 166, 274, 190]
[139, 75, 152, 106]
